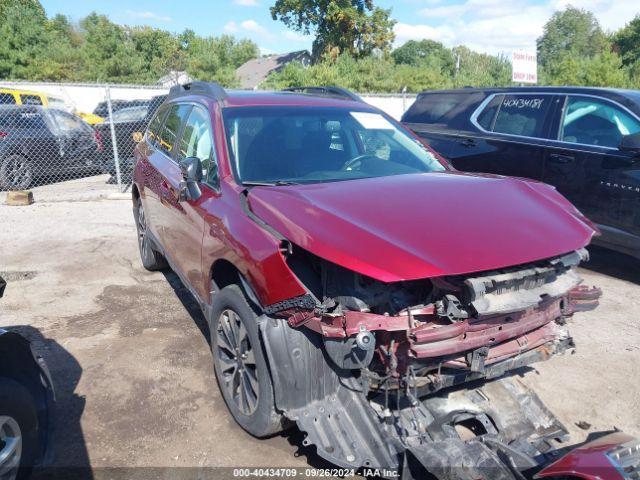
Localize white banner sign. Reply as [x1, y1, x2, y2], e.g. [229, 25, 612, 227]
[512, 51, 538, 84]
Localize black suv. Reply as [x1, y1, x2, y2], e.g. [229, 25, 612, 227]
[402, 87, 640, 259]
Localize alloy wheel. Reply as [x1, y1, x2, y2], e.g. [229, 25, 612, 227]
[3, 157, 32, 190]
[0, 416, 22, 480]
[216, 309, 259, 415]
[137, 204, 150, 260]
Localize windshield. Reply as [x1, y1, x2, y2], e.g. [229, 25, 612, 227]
[222, 106, 445, 185]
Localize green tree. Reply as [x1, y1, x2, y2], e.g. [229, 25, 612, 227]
[613, 15, 640, 67]
[0, 0, 48, 79]
[184, 34, 258, 87]
[392, 39, 455, 73]
[35, 14, 84, 81]
[270, 0, 395, 61]
[537, 6, 608, 70]
[79, 13, 145, 82]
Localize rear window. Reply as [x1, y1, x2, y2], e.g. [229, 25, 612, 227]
[157, 104, 191, 156]
[20, 94, 43, 105]
[403, 94, 462, 124]
[491, 95, 553, 138]
[147, 106, 167, 146]
[0, 109, 47, 129]
[0, 93, 16, 105]
[403, 92, 483, 126]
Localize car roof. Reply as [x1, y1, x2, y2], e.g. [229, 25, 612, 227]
[165, 83, 374, 111]
[221, 90, 374, 110]
[417, 86, 640, 99]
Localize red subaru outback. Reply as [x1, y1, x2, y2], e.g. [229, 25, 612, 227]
[132, 83, 634, 479]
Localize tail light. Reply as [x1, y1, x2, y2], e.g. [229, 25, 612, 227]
[0, 131, 8, 138]
[94, 129, 104, 152]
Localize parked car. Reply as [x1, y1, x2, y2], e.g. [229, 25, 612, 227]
[96, 95, 166, 176]
[402, 87, 640, 260]
[0, 87, 102, 125]
[92, 98, 151, 119]
[0, 275, 56, 480]
[131, 82, 637, 479]
[0, 105, 102, 190]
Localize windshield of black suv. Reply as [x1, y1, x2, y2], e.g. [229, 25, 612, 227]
[222, 106, 445, 185]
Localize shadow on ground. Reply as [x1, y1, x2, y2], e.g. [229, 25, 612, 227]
[9, 325, 92, 480]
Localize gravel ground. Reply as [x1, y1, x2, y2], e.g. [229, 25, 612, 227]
[1, 175, 639, 478]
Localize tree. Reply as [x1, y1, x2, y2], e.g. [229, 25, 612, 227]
[537, 6, 608, 70]
[0, 0, 48, 79]
[270, 0, 396, 61]
[391, 39, 455, 73]
[79, 13, 145, 82]
[613, 15, 640, 66]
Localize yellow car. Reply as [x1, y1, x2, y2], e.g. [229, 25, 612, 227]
[0, 87, 104, 124]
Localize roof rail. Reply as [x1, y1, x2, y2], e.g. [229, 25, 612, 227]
[282, 86, 364, 103]
[168, 81, 228, 103]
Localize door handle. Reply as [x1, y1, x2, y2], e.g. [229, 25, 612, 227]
[548, 153, 574, 164]
[459, 138, 476, 148]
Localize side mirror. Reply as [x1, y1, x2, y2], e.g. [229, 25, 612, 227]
[620, 132, 640, 154]
[179, 156, 203, 201]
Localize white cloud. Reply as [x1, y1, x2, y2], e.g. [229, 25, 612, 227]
[240, 19, 274, 39]
[401, 0, 640, 56]
[394, 22, 456, 45]
[125, 10, 172, 23]
[233, 0, 260, 6]
[223, 21, 240, 33]
[225, 19, 276, 41]
[282, 30, 313, 43]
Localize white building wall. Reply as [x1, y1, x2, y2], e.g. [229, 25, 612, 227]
[0, 82, 417, 120]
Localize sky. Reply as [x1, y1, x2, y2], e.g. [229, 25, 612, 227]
[39, 0, 640, 56]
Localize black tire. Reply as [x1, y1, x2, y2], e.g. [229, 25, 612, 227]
[0, 155, 33, 190]
[210, 284, 283, 437]
[0, 377, 39, 480]
[134, 197, 167, 271]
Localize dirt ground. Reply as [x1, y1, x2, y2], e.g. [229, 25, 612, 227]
[1, 175, 639, 478]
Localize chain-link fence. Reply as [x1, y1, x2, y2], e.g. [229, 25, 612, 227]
[0, 82, 413, 194]
[0, 83, 169, 193]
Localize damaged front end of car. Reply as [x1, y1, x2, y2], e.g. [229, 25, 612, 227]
[258, 244, 603, 479]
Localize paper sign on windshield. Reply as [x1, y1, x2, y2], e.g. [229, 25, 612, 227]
[351, 112, 395, 130]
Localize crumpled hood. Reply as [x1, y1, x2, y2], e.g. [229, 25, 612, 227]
[247, 172, 596, 282]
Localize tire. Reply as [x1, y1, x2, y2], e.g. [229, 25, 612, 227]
[134, 197, 167, 271]
[0, 155, 33, 190]
[0, 377, 39, 480]
[210, 284, 283, 437]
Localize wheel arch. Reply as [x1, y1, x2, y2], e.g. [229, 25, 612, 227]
[209, 259, 263, 312]
[132, 182, 140, 206]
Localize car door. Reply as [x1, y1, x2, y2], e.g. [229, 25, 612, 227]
[136, 104, 168, 244]
[447, 93, 561, 180]
[164, 104, 220, 298]
[145, 103, 192, 261]
[542, 94, 640, 253]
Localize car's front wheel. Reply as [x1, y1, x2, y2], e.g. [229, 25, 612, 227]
[0, 377, 39, 480]
[134, 197, 167, 271]
[0, 155, 33, 190]
[210, 284, 283, 437]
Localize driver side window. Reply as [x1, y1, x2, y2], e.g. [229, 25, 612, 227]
[561, 96, 640, 149]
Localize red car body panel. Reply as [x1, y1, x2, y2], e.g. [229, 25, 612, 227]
[536, 432, 636, 480]
[247, 171, 596, 283]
